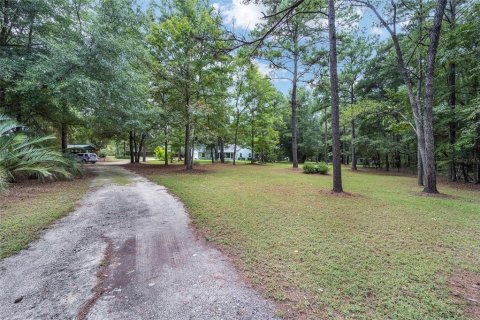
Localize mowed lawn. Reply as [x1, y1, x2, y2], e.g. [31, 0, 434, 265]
[0, 176, 92, 259]
[127, 162, 480, 319]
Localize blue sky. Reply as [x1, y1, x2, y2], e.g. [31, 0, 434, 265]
[141, 0, 389, 95]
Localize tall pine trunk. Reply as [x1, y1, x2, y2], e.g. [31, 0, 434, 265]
[328, 0, 343, 192]
[447, 0, 457, 182]
[291, 27, 299, 168]
[422, 0, 447, 193]
[129, 130, 134, 164]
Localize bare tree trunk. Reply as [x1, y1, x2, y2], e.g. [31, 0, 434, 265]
[328, 0, 343, 193]
[185, 91, 192, 170]
[251, 111, 255, 164]
[447, 0, 457, 182]
[129, 130, 134, 164]
[164, 126, 168, 166]
[61, 123, 68, 153]
[219, 137, 225, 163]
[142, 138, 146, 162]
[422, 0, 447, 193]
[233, 110, 240, 165]
[291, 26, 299, 168]
[324, 105, 328, 163]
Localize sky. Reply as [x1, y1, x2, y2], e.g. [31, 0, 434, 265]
[141, 0, 389, 95]
[210, 0, 388, 95]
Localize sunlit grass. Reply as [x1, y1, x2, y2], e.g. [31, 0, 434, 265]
[134, 162, 480, 319]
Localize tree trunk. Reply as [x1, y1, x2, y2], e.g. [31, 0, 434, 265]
[233, 110, 240, 165]
[447, 0, 457, 182]
[351, 120, 356, 170]
[164, 127, 168, 166]
[129, 130, 134, 164]
[219, 137, 225, 163]
[61, 123, 68, 153]
[328, 0, 343, 193]
[417, 144, 424, 185]
[210, 145, 214, 163]
[324, 105, 328, 163]
[251, 109, 255, 164]
[291, 27, 299, 168]
[422, 0, 447, 193]
[142, 138, 146, 162]
[385, 153, 389, 171]
[185, 93, 192, 170]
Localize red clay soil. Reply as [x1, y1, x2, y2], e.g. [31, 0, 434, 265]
[449, 271, 480, 319]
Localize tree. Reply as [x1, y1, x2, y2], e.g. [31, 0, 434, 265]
[355, 0, 449, 193]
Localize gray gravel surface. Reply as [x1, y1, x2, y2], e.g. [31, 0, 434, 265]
[0, 165, 277, 320]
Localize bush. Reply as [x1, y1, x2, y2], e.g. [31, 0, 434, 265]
[154, 146, 165, 160]
[303, 162, 329, 175]
[99, 149, 107, 158]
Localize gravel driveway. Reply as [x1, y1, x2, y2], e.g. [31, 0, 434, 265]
[0, 165, 276, 320]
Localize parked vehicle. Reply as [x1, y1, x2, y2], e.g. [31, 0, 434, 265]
[75, 153, 98, 164]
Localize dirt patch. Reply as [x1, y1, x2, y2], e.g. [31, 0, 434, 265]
[318, 190, 363, 198]
[76, 236, 114, 320]
[411, 191, 457, 199]
[0, 171, 94, 211]
[123, 163, 215, 177]
[449, 271, 480, 319]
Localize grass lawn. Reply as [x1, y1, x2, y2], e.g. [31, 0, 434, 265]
[127, 162, 480, 319]
[0, 175, 92, 259]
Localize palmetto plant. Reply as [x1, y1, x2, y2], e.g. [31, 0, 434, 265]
[0, 114, 81, 191]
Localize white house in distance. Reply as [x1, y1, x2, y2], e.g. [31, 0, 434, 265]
[193, 145, 252, 161]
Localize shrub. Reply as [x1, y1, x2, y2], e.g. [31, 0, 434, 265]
[154, 146, 165, 160]
[316, 162, 329, 174]
[303, 163, 317, 174]
[302, 162, 329, 175]
[99, 149, 107, 158]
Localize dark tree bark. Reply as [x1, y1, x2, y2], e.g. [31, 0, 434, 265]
[233, 111, 240, 165]
[142, 138, 146, 162]
[417, 145, 424, 185]
[350, 84, 357, 170]
[164, 126, 168, 166]
[61, 123, 68, 153]
[447, 0, 457, 182]
[324, 105, 328, 163]
[219, 137, 225, 163]
[250, 108, 255, 164]
[422, 0, 447, 193]
[129, 130, 134, 164]
[291, 26, 299, 168]
[185, 89, 192, 170]
[328, 0, 343, 193]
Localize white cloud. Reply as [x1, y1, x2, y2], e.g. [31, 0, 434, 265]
[215, 0, 265, 30]
[371, 26, 385, 35]
[254, 59, 274, 76]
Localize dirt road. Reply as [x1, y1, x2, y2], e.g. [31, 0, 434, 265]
[0, 165, 276, 320]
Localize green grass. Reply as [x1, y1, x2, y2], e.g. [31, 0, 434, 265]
[0, 177, 92, 259]
[136, 162, 480, 319]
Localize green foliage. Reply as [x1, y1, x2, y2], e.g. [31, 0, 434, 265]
[154, 146, 166, 160]
[303, 162, 329, 174]
[0, 115, 80, 191]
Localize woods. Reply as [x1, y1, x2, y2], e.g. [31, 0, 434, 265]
[1, 0, 479, 192]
